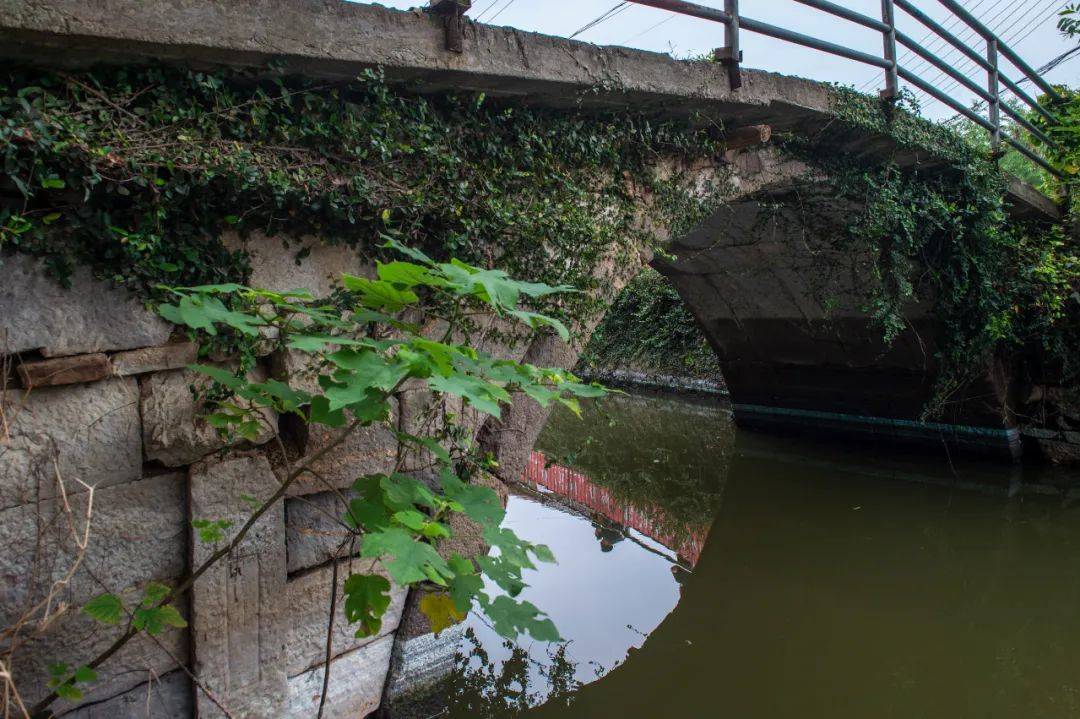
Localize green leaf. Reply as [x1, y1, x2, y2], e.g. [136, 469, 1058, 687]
[419, 592, 465, 635]
[341, 275, 418, 311]
[133, 604, 187, 636]
[40, 177, 65, 189]
[82, 594, 123, 625]
[342, 573, 392, 638]
[377, 261, 447, 289]
[73, 666, 97, 684]
[428, 373, 509, 417]
[448, 554, 485, 613]
[483, 595, 560, 642]
[141, 582, 171, 607]
[381, 235, 436, 265]
[192, 518, 233, 543]
[361, 527, 450, 586]
[508, 309, 570, 341]
[308, 395, 346, 427]
[440, 469, 505, 527]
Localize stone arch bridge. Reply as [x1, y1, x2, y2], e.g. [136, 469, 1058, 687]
[0, 2, 1071, 718]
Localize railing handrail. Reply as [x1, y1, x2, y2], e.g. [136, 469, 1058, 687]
[615, 0, 1066, 179]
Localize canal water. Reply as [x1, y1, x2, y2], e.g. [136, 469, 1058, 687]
[391, 389, 1080, 719]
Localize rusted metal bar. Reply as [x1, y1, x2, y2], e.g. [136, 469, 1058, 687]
[713, 0, 742, 90]
[880, 0, 898, 100]
[986, 37, 1001, 153]
[936, 0, 1064, 103]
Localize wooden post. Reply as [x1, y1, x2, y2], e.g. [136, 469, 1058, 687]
[428, 0, 470, 53]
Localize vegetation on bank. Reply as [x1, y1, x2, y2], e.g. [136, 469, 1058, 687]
[578, 267, 722, 385]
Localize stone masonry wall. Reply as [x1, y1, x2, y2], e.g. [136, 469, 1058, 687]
[0, 240, 457, 719]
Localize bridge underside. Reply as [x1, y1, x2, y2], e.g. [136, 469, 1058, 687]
[653, 181, 1020, 459]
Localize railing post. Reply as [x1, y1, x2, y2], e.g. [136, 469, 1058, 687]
[880, 0, 898, 101]
[986, 36, 1002, 154]
[713, 0, 743, 90]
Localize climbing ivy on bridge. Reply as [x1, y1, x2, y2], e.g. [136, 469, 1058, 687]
[785, 88, 1079, 416]
[0, 64, 725, 337]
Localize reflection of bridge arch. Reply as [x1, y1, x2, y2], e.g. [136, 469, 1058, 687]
[523, 451, 707, 566]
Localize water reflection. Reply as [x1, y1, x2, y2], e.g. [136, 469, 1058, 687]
[387, 390, 1080, 719]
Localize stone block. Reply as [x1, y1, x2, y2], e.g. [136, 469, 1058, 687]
[141, 366, 277, 467]
[110, 342, 198, 376]
[286, 491, 354, 574]
[16, 353, 112, 388]
[1, 253, 171, 357]
[285, 407, 398, 497]
[285, 633, 394, 719]
[223, 232, 372, 299]
[189, 454, 288, 719]
[13, 585, 187, 711]
[285, 558, 406, 677]
[60, 669, 192, 719]
[0, 472, 187, 629]
[0, 377, 141, 511]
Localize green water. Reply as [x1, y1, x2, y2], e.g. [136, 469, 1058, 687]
[397, 390, 1080, 719]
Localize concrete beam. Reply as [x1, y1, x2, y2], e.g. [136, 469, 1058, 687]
[0, 0, 834, 129]
[0, 0, 1058, 220]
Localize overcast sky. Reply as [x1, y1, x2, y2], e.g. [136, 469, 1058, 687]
[363, 0, 1078, 122]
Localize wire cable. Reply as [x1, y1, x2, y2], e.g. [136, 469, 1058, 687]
[619, 10, 677, 45]
[569, 2, 632, 39]
[487, 0, 520, 23]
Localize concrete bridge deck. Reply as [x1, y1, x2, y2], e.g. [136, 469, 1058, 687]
[0, 0, 1060, 220]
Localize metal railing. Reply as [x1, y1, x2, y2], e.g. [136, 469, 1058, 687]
[621, 0, 1066, 178]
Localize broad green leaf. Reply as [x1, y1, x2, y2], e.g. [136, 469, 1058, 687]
[141, 582, 171, 607]
[361, 527, 450, 586]
[308, 395, 346, 427]
[428, 373, 509, 417]
[381, 235, 435, 265]
[82, 593, 123, 625]
[133, 604, 187, 635]
[508, 309, 570, 341]
[440, 469, 505, 527]
[341, 275, 418, 311]
[484, 595, 561, 642]
[342, 573, 391, 638]
[377, 261, 447, 288]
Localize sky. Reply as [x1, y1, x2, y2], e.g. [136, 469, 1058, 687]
[362, 0, 1079, 122]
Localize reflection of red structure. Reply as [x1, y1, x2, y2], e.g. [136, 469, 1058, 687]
[523, 451, 706, 566]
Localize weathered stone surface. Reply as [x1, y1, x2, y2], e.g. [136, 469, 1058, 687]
[60, 669, 192, 719]
[479, 332, 579, 485]
[189, 454, 288, 719]
[0, 472, 187, 628]
[285, 558, 406, 677]
[285, 633, 394, 719]
[223, 231, 372, 299]
[285, 491, 353, 574]
[141, 366, 277, 467]
[16, 353, 111, 388]
[13, 585, 187, 710]
[285, 405, 398, 497]
[0, 377, 141, 511]
[110, 342, 198, 376]
[384, 623, 466, 702]
[0, 254, 171, 357]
